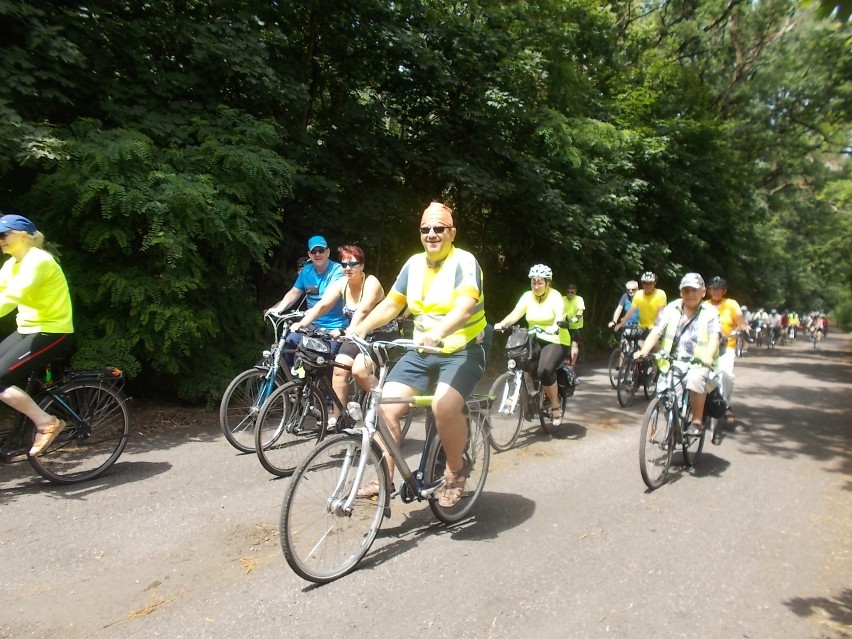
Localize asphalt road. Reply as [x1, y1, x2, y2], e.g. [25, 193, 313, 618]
[2, 331, 850, 639]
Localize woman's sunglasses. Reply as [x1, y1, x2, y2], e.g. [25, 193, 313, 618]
[341, 260, 361, 268]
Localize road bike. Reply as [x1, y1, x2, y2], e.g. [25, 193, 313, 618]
[487, 324, 577, 452]
[279, 335, 490, 583]
[0, 362, 131, 484]
[219, 310, 303, 453]
[607, 326, 646, 389]
[616, 349, 658, 408]
[639, 355, 717, 490]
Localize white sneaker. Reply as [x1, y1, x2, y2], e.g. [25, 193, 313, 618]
[326, 415, 338, 432]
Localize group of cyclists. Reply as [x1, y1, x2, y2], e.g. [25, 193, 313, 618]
[743, 307, 828, 347]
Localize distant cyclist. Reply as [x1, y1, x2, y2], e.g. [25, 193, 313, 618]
[608, 280, 639, 329]
[562, 283, 585, 367]
[494, 264, 572, 428]
[614, 271, 667, 335]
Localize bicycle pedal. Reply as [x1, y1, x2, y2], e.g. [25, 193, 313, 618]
[1, 449, 29, 463]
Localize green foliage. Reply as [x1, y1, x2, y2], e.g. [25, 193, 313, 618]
[0, 0, 848, 400]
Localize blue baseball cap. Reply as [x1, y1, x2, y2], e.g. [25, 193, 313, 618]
[0, 214, 37, 234]
[307, 235, 328, 250]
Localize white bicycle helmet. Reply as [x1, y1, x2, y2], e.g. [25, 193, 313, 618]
[640, 271, 657, 283]
[528, 264, 553, 280]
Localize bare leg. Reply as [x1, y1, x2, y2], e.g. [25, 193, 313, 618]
[331, 355, 355, 417]
[351, 354, 375, 392]
[431, 383, 467, 473]
[570, 342, 579, 367]
[375, 381, 415, 482]
[542, 381, 560, 419]
[0, 386, 53, 428]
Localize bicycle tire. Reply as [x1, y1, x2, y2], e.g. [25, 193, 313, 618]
[254, 380, 326, 477]
[616, 359, 638, 407]
[486, 372, 524, 452]
[642, 361, 659, 399]
[220, 367, 283, 453]
[682, 418, 706, 467]
[735, 336, 744, 358]
[607, 348, 623, 389]
[538, 389, 556, 434]
[280, 433, 388, 583]
[29, 380, 130, 484]
[426, 408, 490, 524]
[639, 397, 674, 490]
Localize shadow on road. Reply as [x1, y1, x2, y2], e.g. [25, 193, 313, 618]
[307, 491, 536, 586]
[785, 587, 852, 639]
[0, 459, 172, 506]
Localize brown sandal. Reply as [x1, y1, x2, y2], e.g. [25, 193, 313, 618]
[356, 479, 394, 499]
[30, 418, 67, 456]
[438, 465, 469, 508]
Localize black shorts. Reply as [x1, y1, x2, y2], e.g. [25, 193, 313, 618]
[568, 328, 584, 343]
[0, 332, 75, 390]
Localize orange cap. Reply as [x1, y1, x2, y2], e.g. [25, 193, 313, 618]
[420, 202, 454, 228]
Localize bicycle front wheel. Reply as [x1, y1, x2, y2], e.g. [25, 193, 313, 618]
[255, 380, 326, 477]
[30, 381, 130, 484]
[486, 372, 524, 452]
[607, 348, 623, 389]
[682, 417, 706, 467]
[616, 360, 638, 407]
[220, 367, 281, 453]
[281, 433, 388, 583]
[639, 397, 674, 490]
[426, 408, 490, 524]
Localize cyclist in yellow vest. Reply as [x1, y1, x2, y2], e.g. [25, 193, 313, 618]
[707, 276, 749, 437]
[351, 202, 488, 508]
[494, 264, 571, 427]
[0, 214, 75, 456]
[614, 271, 667, 334]
[636, 273, 721, 436]
[562, 284, 585, 367]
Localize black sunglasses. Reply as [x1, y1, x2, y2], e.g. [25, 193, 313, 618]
[341, 260, 361, 268]
[420, 225, 451, 235]
[309, 247, 327, 255]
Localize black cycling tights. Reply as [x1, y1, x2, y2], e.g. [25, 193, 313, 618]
[0, 332, 75, 392]
[536, 340, 569, 387]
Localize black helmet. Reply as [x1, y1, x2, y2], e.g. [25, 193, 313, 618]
[708, 276, 727, 289]
[296, 256, 310, 268]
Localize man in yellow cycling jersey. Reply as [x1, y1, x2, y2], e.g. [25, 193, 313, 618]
[707, 276, 749, 440]
[351, 202, 488, 508]
[614, 271, 667, 333]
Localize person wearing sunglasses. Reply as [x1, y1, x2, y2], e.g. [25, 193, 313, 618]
[0, 213, 74, 456]
[614, 271, 667, 334]
[349, 202, 488, 507]
[494, 264, 572, 427]
[608, 280, 639, 329]
[268, 235, 346, 367]
[291, 245, 398, 426]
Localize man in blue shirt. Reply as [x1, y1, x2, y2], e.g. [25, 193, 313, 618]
[269, 235, 346, 365]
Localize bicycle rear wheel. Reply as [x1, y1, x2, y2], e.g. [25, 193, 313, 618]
[281, 433, 388, 583]
[255, 380, 326, 477]
[220, 367, 282, 453]
[607, 348, 623, 389]
[486, 372, 524, 452]
[426, 408, 490, 524]
[616, 360, 638, 407]
[30, 380, 130, 484]
[639, 397, 674, 490]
